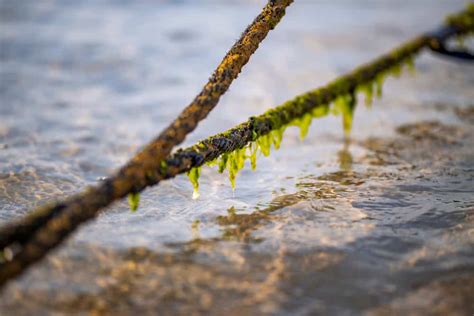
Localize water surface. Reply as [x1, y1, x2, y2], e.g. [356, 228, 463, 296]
[1, 0, 473, 314]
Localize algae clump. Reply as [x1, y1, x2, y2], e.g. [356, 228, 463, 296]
[128, 192, 140, 212]
[332, 94, 356, 137]
[187, 167, 201, 199]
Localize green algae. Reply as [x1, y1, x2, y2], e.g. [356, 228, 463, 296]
[218, 153, 229, 173]
[355, 56, 416, 109]
[446, 3, 474, 32]
[187, 167, 201, 199]
[184, 42, 431, 197]
[201, 147, 249, 192]
[405, 56, 416, 75]
[293, 113, 313, 140]
[160, 160, 168, 175]
[311, 104, 330, 118]
[128, 192, 140, 212]
[331, 94, 356, 137]
[252, 130, 258, 141]
[227, 147, 246, 190]
[270, 126, 285, 149]
[256, 133, 272, 157]
[357, 83, 374, 107]
[390, 63, 402, 78]
[184, 53, 421, 196]
[249, 142, 258, 170]
[205, 158, 218, 167]
[375, 73, 385, 98]
[201, 105, 328, 193]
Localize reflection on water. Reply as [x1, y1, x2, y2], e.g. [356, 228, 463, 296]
[337, 141, 353, 171]
[1, 0, 474, 314]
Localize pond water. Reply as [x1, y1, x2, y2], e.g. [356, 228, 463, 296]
[1, 0, 473, 314]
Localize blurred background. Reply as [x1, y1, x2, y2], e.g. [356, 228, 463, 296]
[1, 1, 473, 314]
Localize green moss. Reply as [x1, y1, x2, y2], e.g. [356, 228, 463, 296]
[187, 167, 201, 199]
[128, 192, 140, 212]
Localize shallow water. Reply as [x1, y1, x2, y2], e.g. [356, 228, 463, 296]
[1, 0, 474, 315]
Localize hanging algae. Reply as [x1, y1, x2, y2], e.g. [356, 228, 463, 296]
[226, 147, 247, 190]
[215, 153, 226, 173]
[405, 56, 416, 75]
[212, 105, 329, 193]
[202, 147, 249, 193]
[270, 126, 285, 149]
[187, 167, 201, 199]
[186, 103, 335, 196]
[184, 51, 422, 197]
[338, 55, 416, 133]
[374, 73, 385, 98]
[357, 83, 374, 107]
[256, 133, 272, 157]
[356, 55, 416, 108]
[311, 103, 330, 118]
[249, 141, 258, 170]
[293, 113, 313, 140]
[383, 56, 419, 93]
[128, 192, 140, 212]
[331, 93, 356, 137]
[390, 63, 402, 78]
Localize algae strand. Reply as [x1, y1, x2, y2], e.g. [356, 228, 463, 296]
[128, 192, 140, 212]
